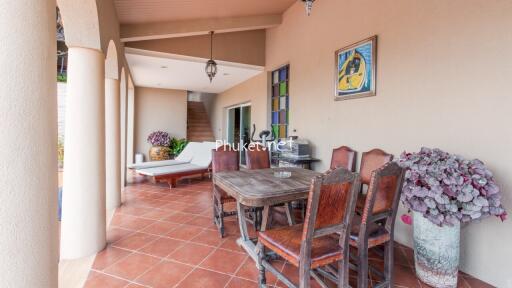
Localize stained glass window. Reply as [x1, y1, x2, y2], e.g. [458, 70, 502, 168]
[271, 65, 289, 139]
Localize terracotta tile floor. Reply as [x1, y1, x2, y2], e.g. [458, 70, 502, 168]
[84, 178, 494, 288]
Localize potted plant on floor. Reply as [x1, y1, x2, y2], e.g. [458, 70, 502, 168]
[170, 137, 188, 157]
[147, 131, 171, 161]
[398, 147, 506, 288]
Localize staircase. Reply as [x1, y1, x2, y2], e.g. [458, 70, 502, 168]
[187, 101, 215, 142]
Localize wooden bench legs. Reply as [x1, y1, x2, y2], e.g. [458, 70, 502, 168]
[153, 168, 210, 190]
[167, 178, 177, 188]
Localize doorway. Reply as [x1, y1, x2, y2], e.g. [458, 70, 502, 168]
[226, 103, 251, 166]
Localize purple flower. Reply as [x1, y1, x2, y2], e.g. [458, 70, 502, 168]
[398, 147, 506, 227]
[147, 131, 171, 147]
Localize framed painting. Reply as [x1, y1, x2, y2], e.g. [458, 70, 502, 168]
[334, 35, 377, 100]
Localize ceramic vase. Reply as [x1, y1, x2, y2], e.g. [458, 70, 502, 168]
[413, 211, 460, 288]
[149, 146, 170, 161]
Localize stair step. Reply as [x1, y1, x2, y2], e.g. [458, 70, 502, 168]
[187, 101, 214, 141]
[188, 130, 212, 134]
[187, 122, 211, 125]
[188, 133, 214, 137]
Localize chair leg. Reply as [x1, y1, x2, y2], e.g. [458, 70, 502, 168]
[300, 200, 306, 221]
[384, 241, 394, 287]
[254, 208, 261, 230]
[219, 202, 225, 238]
[212, 193, 225, 238]
[337, 259, 350, 287]
[212, 197, 217, 225]
[252, 208, 260, 231]
[257, 242, 267, 287]
[299, 262, 311, 288]
[358, 243, 369, 288]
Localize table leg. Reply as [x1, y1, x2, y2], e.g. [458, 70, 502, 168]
[285, 202, 296, 226]
[236, 201, 250, 242]
[260, 205, 271, 232]
[237, 203, 271, 262]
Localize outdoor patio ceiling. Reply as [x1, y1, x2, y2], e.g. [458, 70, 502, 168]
[114, 0, 296, 24]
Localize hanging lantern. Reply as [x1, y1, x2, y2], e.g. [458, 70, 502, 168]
[205, 31, 217, 82]
[302, 0, 315, 16]
[205, 59, 217, 83]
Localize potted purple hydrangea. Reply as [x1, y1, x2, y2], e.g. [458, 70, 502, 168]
[398, 147, 506, 288]
[147, 131, 171, 161]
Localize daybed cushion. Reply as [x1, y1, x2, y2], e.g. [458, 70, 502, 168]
[127, 159, 187, 169]
[190, 142, 218, 167]
[175, 142, 202, 162]
[136, 163, 207, 177]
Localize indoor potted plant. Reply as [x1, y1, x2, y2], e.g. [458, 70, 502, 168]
[170, 137, 188, 156]
[398, 147, 506, 288]
[147, 131, 171, 161]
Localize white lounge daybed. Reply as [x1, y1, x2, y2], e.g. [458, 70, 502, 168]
[127, 142, 202, 169]
[136, 141, 218, 188]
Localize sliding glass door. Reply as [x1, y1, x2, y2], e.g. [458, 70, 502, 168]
[226, 103, 251, 166]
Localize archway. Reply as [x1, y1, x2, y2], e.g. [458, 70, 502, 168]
[57, 0, 102, 51]
[105, 40, 119, 80]
[105, 40, 121, 212]
[126, 76, 136, 177]
[58, 0, 108, 260]
[120, 68, 128, 187]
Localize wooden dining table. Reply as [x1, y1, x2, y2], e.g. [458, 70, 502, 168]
[213, 167, 321, 261]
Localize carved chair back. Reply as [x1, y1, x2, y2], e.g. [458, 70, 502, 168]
[212, 145, 239, 174]
[360, 149, 393, 185]
[360, 162, 405, 235]
[246, 143, 270, 170]
[300, 167, 361, 262]
[330, 146, 357, 171]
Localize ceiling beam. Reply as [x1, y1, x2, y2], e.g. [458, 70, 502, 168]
[121, 14, 282, 42]
[125, 30, 266, 67]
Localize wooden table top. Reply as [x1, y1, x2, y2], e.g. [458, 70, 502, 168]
[213, 167, 321, 207]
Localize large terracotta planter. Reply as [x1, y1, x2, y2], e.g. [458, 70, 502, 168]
[149, 146, 170, 161]
[413, 211, 460, 288]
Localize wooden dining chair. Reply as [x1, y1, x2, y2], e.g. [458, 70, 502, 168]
[330, 146, 357, 171]
[349, 161, 405, 288]
[357, 149, 393, 212]
[246, 143, 271, 170]
[257, 167, 361, 288]
[212, 145, 239, 237]
[359, 149, 393, 186]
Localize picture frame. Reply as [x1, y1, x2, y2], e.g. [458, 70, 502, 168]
[334, 35, 377, 101]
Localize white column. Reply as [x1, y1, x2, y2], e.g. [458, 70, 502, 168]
[105, 78, 121, 210]
[126, 87, 135, 166]
[61, 47, 106, 259]
[0, 0, 58, 286]
[120, 79, 127, 187]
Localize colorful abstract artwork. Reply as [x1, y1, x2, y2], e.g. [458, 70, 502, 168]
[335, 36, 377, 100]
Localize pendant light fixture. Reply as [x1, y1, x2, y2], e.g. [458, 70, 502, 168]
[205, 31, 218, 83]
[302, 0, 315, 16]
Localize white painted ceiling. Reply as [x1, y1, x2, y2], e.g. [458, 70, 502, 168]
[125, 49, 264, 94]
[114, 0, 296, 24]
